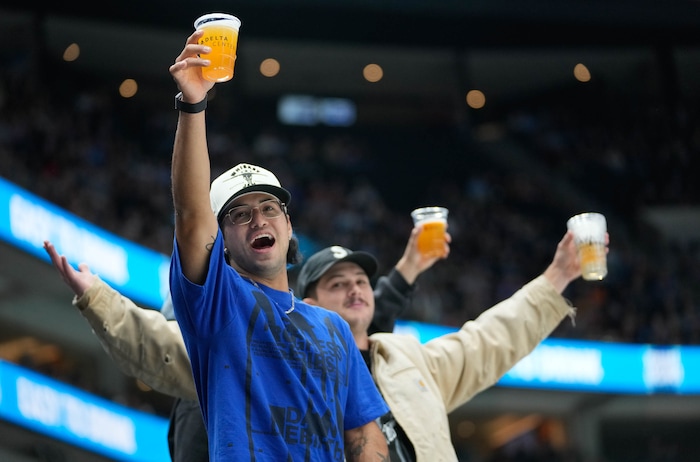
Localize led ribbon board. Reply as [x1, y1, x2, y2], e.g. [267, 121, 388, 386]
[395, 320, 700, 394]
[0, 177, 171, 309]
[0, 360, 169, 461]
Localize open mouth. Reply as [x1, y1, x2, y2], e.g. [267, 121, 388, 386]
[252, 234, 275, 250]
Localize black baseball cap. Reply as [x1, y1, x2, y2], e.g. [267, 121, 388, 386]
[296, 246, 378, 298]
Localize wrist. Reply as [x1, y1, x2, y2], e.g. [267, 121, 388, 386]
[175, 92, 208, 113]
[394, 259, 419, 285]
[542, 265, 573, 294]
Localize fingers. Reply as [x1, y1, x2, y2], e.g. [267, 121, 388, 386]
[172, 31, 211, 69]
[43, 240, 58, 263]
[43, 241, 71, 282]
[44, 241, 67, 272]
[561, 230, 574, 244]
[169, 54, 211, 75]
[43, 240, 86, 278]
[408, 226, 420, 243]
[169, 30, 215, 99]
[403, 227, 420, 257]
[180, 30, 207, 57]
[185, 29, 204, 46]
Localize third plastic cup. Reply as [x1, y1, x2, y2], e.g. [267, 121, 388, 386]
[194, 13, 242, 83]
[410, 206, 449, 258]
[566, 212, 607, 281]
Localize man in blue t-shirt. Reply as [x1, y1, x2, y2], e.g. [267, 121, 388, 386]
[168, 30, 389, 461]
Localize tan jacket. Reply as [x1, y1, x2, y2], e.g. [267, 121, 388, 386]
[370, 275, 574, 462]
[74, 278, 198, 400]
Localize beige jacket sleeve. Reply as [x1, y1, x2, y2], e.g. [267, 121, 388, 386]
[73, 277, 198, 400]
[372, 274, 574, 414]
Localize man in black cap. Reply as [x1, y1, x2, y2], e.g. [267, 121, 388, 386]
[297, 230, 592, 462]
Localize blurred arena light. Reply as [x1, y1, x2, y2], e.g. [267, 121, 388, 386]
[119, 79, 138, 98]
[260, 58, 280, 77]
[466, 89, 486, 109]
[363, 63, 383, 82]
[574, 63, 592, 82]
[62, 43, 80, 62]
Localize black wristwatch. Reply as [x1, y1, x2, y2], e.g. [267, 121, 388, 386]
[174, 92, 208, 113]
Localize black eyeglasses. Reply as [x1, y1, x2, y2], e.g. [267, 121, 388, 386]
[223, 200, 287, 226]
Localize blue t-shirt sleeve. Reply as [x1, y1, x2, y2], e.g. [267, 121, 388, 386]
[341, 320, 389, 430]
[170, 230, 241, 337]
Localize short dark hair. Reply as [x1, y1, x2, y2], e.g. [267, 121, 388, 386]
[287, 236, 302, 265]
[302, 280, 319, 299]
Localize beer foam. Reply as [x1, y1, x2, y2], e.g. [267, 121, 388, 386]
[194, 13, 241, 31]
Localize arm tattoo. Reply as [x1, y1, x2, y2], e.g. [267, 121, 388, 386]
[346, 435, 368, 458]
[346, 435, 390, 461]
[205, 235, 216, 253]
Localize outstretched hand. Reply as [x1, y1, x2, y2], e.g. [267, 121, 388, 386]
[394, 225, 452, 285]
[43, 241, 97, 297]
[543, 231, 610, 293]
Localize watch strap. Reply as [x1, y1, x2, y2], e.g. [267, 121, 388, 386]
[175, 92, 207, 113]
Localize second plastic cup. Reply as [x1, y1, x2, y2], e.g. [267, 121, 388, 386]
[411, 206, 449, 258]
[194, 13, 242, 83]
[566, 212, 607, 281]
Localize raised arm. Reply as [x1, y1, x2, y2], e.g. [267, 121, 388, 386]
[376, 230, 608, 413]
[169, 30, 219, 284]
[43, 241, 197, 400]
[371, 225, 452, 334]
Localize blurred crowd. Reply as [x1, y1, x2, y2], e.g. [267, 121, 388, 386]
[3, 54, 700, 351]
[5, 51, 700, 350]
[2, 34, 700, 462]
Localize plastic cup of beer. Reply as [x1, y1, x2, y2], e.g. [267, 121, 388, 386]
[410, 206, 449, 258]
[566, 212, 607, 281]
[194, 13, 241, 83]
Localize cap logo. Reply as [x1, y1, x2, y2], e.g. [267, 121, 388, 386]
[241, 171, 255, 187]
[229, 164, 262, 188]
[330, 246, 350, 260]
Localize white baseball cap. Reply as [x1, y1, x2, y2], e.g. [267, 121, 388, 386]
[210, 163, 292, 221]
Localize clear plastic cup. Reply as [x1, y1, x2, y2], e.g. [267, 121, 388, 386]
[567, 212, 607, 281]
[194, 13, 241, 83]
[411, 206, 449, 258]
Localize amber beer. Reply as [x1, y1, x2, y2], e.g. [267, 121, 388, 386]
[417, 220, 447, 257]
[194, 13, 241, 83]
[566, 212, 607, 281]
[576, 241, 607, 281]
[411, 207, 449, 258]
